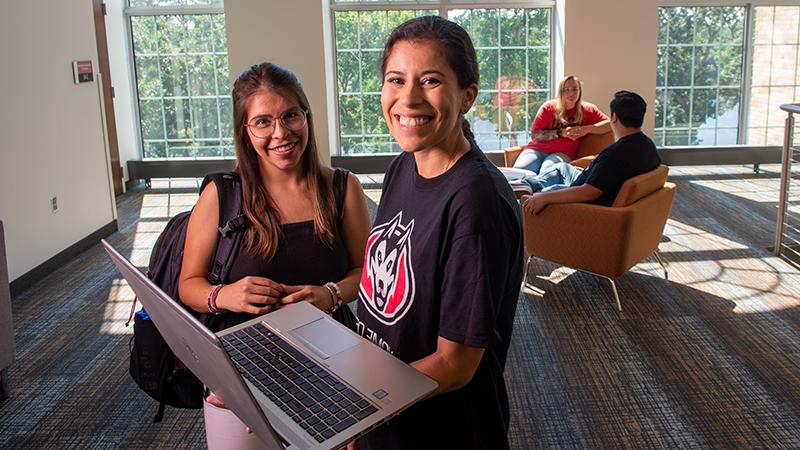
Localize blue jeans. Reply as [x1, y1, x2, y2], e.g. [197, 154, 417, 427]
[521, 162, 582, 193]
[513, 149, 571, 175]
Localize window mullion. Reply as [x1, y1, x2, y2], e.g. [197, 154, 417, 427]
[211, 16, 223, 158]
[688, 11, 695, 146]
[738, 4, 754, 145]
[182, 17, 195, 157]
[358, 12, 366, 153]
[155, 18, 169, 159]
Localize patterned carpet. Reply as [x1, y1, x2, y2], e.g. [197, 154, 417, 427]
[1, 165, 799, 449]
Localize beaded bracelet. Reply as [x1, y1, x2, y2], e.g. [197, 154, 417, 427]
[207, 284, 224, 315]
[323, 282, 343, 315]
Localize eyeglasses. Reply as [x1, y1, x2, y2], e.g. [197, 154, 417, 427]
[245, 107, 307, 139]
[562, 88, 580, 93]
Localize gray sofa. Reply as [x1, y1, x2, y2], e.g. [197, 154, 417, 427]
[0, 221, 14, 399]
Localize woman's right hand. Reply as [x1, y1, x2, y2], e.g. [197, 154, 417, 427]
[215, 276, 284, 315]
[206, 393, 254, 434]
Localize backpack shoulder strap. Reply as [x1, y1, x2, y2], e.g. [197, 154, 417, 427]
[200, 172, 243, 232]
[332, 168, 350, 221]
[201, 172, 246, 284]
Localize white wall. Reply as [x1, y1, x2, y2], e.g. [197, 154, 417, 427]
[106, 0, 139, 183]
[0, 0, 116, 281]
[224, 0, 333, 165]
[562, 0, 659, 135]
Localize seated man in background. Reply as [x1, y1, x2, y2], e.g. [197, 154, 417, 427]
[520, 90, 661, 215]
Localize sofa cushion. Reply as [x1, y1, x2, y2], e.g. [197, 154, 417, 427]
[612, 165, 669, 207]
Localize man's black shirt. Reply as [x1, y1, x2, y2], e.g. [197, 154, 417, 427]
[571, 131, 661, 206]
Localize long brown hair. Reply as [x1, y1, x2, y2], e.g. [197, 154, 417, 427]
[380, 15, 479, 146]
[555, 75, 584, 126]
[232, 62, 336, 260]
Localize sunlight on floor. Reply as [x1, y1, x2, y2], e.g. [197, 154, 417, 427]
[662, 219, 800, 313]
[663, 220, 749, 251]
[100, 279, 136, 335]
[104, 179, 203, 334]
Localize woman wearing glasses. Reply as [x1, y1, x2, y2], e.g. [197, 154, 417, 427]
[178, 62, 370, 448]
[512, 75, 610, 174]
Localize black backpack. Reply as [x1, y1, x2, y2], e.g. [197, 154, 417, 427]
[126, 172, 246, 422]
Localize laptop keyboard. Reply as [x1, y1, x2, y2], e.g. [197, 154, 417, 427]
[221, 323, 379, 444]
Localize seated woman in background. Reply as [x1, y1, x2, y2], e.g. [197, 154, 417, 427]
[178, 61, 371, 449]
[513, 75, 610, 174]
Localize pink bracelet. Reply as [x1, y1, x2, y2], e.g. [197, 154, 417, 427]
[207, 284, 224, 314]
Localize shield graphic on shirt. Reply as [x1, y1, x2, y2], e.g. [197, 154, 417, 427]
[359, 211, 415, 325]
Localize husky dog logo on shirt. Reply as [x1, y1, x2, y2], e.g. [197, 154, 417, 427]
[359, 211, 415, 325]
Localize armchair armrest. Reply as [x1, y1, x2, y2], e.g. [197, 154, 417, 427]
[524, 185, 675, 277]
[504, 146, 523, 167]
[525, 202, 635, 277]
[570, 155, 596, 169]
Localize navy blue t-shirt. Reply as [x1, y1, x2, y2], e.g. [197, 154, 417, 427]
[571, 131, 661, 206]
[355, 145, 524, 450]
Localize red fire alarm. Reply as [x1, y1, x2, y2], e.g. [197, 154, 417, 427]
[72, 60, 94, 84]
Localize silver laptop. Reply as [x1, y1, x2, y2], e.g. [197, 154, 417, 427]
[102, 239, 436, 450]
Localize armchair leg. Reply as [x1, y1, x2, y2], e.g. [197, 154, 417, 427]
[653, 250, 668, 280]
[601, 276, 622, 312]
[525, 256, 623, 310]
[523, 256, 533, 290]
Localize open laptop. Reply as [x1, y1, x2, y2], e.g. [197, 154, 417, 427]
[102, 239, 436, 450]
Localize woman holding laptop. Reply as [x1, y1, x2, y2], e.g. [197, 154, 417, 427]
[178, 62, 371, 449]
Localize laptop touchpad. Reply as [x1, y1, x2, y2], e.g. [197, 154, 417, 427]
[290, 318, 360, 359]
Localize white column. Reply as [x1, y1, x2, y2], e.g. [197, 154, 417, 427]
[560, 0, 659, 135]
[225, 0, 333, 164]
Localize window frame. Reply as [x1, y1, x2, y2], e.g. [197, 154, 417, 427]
[655, 4, 748, 146]
[328, 0, 556, 157]
[657, 0, 800, 147]
[124, 2, 231, 160]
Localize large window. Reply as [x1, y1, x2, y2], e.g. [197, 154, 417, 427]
[655, 6, 745, 147]
[656, 5, 800, 148]
[452, 8, 551, 152]
[334, 9, 436, 155]
[127, 0, 233, 159]
[331, 1, 552, 155]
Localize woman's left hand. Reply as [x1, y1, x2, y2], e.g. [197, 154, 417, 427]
[279, 284, 334, 312]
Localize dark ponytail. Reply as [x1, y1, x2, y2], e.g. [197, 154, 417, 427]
[461, 118, 475, 146]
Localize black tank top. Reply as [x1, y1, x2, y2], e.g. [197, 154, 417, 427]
[216, 169, 351, 329]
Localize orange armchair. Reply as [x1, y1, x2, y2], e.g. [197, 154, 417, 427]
[504, 131, 614, 169]
[523, 165, 676, 311]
